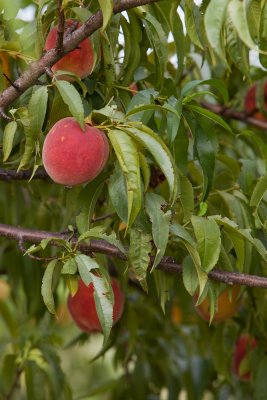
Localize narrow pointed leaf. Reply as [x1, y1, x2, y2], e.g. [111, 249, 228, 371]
[55, 81, 84, 128]
[3, 121, 17, 162]
[107, 129, 141, 231]
[170, 223, 208, 296]
[191, 216, 221, 273]
[129, 228, 152, 291]
[98, 0, 113, 31]
[123, 125, 178, 205]
[146, 193, 171, 270]
[41, 259, 58, 315]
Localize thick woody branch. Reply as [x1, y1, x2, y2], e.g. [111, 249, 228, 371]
[1, 223, 267, 289]
[0, 168, 49, 182]
[0, 0, 159, 113]
[202, 102, 267, 130]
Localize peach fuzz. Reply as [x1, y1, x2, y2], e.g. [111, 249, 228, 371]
[42, 117, 109, 186]
[45, 19, 94, 81]
[67, 278, 125, 333]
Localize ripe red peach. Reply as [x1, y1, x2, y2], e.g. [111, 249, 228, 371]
[194, 285, 241, 323]
[232, 334, 257, 381]
[67, 278, 124, 333]
[129, 82, 138, 96]
[45, 19, 94, 81]
[244, 82, 267, 120]
[42, 117, 109, 186]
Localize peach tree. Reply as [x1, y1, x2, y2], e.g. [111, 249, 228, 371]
[0, 0, 267, 399]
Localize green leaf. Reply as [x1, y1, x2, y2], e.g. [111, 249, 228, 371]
[120, 12, 142, 85]
[78, 227, 126, 255]
[250, 174, 267, 221]
[41, 259, 58, 315]
[239, 229, 267, 262]
[192, 119, 217, 201]
[25, 362, 47, 400]
[55, 81, 84, 128]
[129, 228, 152, 291]
[153, 269, 170, 312]
[225, 16, 250, 79]
[228, 0, 257, 50]
[100, 32, 116, 87]
[28, 86, 48, 136]
[212, 216, 267, 262]
[124, 124, 178, 205]
[76, 254, 100, 285]
[170, 1, 185, 83]
[145, 193, 171, 270]
[170, 223, 208, 296]
[247, 0, 261, 43]
[92, 274, 114, 343]
[254, 357, 267, 400]
[91, 105, 125, 125]
[186, 104, 232, 133]
[181, 79, 229, 104]
[179, 173, 194, 222]
[259, 1, 267, 68]
[2, 355, 17, 393]
[3, 121, 17, 162]
[108, 162, 128, 222]
[166, 98, 183, 143]
[139, 152, 151, 192]
[204, 0, 229, 66]
[61, 258, 77, 275]
[98, 0, 113, 31]
[143, 12, 168, 89]
[18, 86, 48, 170]
[182, 255, 199, 296]
[191, 216, 221, 273]
[75, 254, 113, 343]
[107, 129, 141, 231]
[184, 0, 204, 50]
[76, 175, 107, 234]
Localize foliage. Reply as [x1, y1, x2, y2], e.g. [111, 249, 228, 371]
[0, 0, 267, 399]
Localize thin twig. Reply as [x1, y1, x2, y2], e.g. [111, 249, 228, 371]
[1, 223, 267, 289]
[3, 73, 21, 92]
[0, 108, 11, 121]
[202, 102, 267, 130]
[18, 239, 57, 262]
[5, 368, 22, 400]
[92, 213, 115, 222]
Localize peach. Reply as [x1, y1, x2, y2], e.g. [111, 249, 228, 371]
[232, 334, 257, 381]
[67, 278, 124, 333]
[0, 279, 10, 301]
[244, 82, 267, 120]
[45, 19, 94, 81]
[129, 82, 138, 96]
[194, 285, 241, 323]
[42, 117, 109, 186]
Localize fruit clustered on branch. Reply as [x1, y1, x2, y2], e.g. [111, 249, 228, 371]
[0, 0, 267, 374]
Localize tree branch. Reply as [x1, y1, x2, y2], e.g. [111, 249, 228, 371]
[0, 168, 49, 182]
[1, 223, 267, 289]
[0, 0, 159, 114]
[55, 0, 65, 53]
[202, 102, 267, 130]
